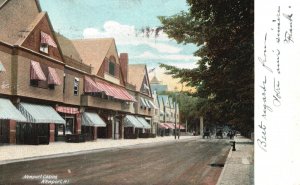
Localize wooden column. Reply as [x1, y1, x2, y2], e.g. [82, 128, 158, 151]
[9, 120, 16, 144]
[49, 123, 55, 142]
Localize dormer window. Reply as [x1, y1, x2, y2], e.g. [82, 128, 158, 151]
[40, 31, 57, 54]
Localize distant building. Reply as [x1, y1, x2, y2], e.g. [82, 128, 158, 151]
[150, 75, 168, 93]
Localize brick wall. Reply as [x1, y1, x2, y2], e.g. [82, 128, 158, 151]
[49, 123, 55, 142]
[63, 69, 83, 106]
[21, 15, 63, 62]
[16, 55, 64, 102]
[9, 120, 16, 144]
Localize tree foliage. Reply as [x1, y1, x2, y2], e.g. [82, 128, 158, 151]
[158, 0, 254, 135]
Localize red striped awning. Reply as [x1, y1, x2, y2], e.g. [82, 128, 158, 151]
[95, 80, 136, 102]
[48, 67, 61, 85]
[84, 76, 101, 93]
[30, 60, 46, 81]
[164, 123, 175, 129]
[41, 31, 57, 48]
[158, 123, 168, 129]
[56, 106, 79, 114]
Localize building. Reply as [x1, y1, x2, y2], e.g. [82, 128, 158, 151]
[0, 0, 155, 145]
[150, 75, 168, 93]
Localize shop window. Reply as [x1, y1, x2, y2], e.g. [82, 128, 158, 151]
[57, 124, 65, 136]
[74, 78, 79, 96]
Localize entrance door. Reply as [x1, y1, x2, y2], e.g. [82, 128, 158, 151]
[65, 117, 75, 135]
[0, 120, 9, 144]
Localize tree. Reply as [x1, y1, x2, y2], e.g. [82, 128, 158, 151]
[158, 0, 254, 136]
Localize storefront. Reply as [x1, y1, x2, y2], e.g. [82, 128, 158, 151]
[16, 102, 65, 145]
[124, 115, 144, 139]
[81, 112, 107, 141]
[55, 106, 80, 141]
[0, 98, 27, 144]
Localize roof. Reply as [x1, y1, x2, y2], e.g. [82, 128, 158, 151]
[0, 0, 40, 44]
[127, 64, 146, 91]
[72, 38, 115, 75]
[150, 75, 160, 84]
[55, 33, 82, 62]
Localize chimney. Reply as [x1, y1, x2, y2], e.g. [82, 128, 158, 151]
[119, 53, 128, 83]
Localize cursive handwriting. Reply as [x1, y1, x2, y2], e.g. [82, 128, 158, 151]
[283, 12, 293, 43]
[275, 6, 280, 43]
[261, 76, 273, 119]
[257, 121, 267, 152]
[258, 33, 273, 73]
[273, 78, 281, 107]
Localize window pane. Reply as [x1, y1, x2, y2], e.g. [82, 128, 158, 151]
[109, 62, 115, 76]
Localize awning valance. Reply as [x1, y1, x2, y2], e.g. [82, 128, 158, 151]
[41, 31, 57, 48]
[30, 60, 46, 81]
[0, 98, 27, 122]
[18, 103, 65, 124]
[136, 117, 151, 129]
[82, 112, 106, 127]
[48, 67, 61, 85]
[56, 106, 79, 114]
[84, 76, 102, 93]
[0, 61, 6, 72]
[124, 115, 143, 128]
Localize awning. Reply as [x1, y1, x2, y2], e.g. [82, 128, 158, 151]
[148, 100, 158, 109]
[124, 115, 144, 128]
[82, 112, 106, 127]
[41, 31, 57, 48]
[84, 76, 101, 93]
[140, 97, 147, 108]
[164, 123, 175, 129]
[158, 123, 168, 129]
[136, 117, 151, 129]
[0, 61, 6, 72]
[30, 60, 46, 81]
[96, 80, 136, 102]
[0, 98, 27, 122]
[48, 67, 61, 85]
[144, 99, 151, 108]
[18, 103, 65, 124]
[56, 106, 79, 114]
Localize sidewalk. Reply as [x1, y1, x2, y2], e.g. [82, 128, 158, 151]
[0, 136, 199, 165]
[217, 135, 254, 185]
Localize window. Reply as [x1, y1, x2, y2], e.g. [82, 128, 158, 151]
[40, 43, 49, 54]
[109, 61, 115, 76]
[65, 117, 74, 135]
[74, 78, 79, 96]
[63, 74, 66, 94]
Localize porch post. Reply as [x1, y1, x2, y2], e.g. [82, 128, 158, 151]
[9, 120, 16, 144]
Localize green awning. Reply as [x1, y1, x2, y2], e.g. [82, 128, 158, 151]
[0, 98, 26, 122]
[18, 103, 65, 124]
[124, 115, 144, 128]
[136, 117, 151, 129]
[82, 112, 106, 127]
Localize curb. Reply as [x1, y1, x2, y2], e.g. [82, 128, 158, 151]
[0, 136, 200, 165]
[216, 143, 233, 185]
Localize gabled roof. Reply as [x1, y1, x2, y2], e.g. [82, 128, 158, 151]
[128, 64, 145, 91]
[56, 33, 82, 62]
[72, 38, 115, 75]
[0, 0, 40, 44]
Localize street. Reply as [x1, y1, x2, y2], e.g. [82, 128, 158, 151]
[0, 139, 230, 185]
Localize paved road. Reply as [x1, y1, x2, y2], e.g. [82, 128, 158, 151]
[0, 139, 230, 185]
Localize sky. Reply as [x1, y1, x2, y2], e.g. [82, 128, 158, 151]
[39, 0, 199, 91]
